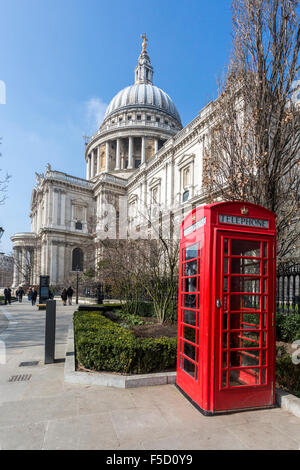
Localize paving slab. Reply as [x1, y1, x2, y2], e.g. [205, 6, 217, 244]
[43, 412, 120, 450]
[142, 427, 249, 450]
[0, 301, 299, 450]
[0, 422, 47, 450]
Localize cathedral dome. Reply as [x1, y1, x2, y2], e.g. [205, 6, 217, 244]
[104, 83, 182, 126]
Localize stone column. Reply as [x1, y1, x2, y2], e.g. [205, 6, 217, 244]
[12, 248, 18, 287]
[61, 191, 66, 227]
[105, 142, 110, 172]
[88, 155, 92, 179]
[143, 177, 148, 208]
[43, 191, 48, 227]
[48, 187, 53, 225]
[51, 244, 57, 284]
[165, 163, 168, 206]
[128, 137, 133, 169]
[141, 137, 146, 164]
[86, 156, 90, 180]
[191, 161, 194, 197]
[97, 146, 100, 175]
[115, 139, 121, 170]
[91, 151, 95, 178]
[58, 244, 65, 284]
[53, 190, 58, 226]
[154, 139, 159, 154]
[16, 248, 21, 286]
[21, 247, 27, 285]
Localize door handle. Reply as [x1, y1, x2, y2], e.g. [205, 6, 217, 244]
[216, 299, 222, 308]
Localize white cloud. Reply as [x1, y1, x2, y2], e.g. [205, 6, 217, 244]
[85, 97, 108, 133]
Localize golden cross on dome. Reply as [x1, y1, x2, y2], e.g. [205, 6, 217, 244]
[141, 33, 148, 52]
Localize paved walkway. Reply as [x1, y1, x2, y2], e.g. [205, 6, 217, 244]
[0, 301, 299, 450]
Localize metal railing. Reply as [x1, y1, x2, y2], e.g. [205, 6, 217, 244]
[276, 264, 300, 314]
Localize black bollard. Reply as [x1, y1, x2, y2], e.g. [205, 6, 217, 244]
[45, 300, 56, 364]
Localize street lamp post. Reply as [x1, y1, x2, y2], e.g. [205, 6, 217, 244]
[76, 265, 80, 305]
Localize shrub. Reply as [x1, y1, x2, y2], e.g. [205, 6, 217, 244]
[74, 310, 177, 374]
[118, 312, 146, 327]
[276, 313, 300, 343]
[136, 301, 155, 317]
[276, 347, 300, 398]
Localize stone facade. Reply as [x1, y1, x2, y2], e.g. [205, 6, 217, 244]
[11, 40, 214, 287]
[0, 253, 13, 288]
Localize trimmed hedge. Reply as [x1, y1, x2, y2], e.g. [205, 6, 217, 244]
[74, 310, 177, 374]
[276, 347, 300, 398]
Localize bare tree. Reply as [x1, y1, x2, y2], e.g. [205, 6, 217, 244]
[0, 138, 10, 205]
[99, 235, 179, 324]
[203, 0, 300, 261]
[82, 200, 179, 324]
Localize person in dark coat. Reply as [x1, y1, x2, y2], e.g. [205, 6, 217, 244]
[66, 286, 74, 305]
[31, 288, 38, 306]
[61, 288, 67, 306]
[27, 287, 32, 301]
[16, 286, 25, 302]
[4, 287, 11, 305]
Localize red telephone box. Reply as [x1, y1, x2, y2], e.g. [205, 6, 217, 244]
[176, 201, 276, 415]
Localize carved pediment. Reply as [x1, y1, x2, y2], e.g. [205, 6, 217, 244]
[148, 177, 161, 189]
[71, 197, 88, 207]
[177, 153, 195, 169]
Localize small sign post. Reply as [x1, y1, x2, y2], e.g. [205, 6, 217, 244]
[39, 275, 50, 305]
[44, 300, 56, 364]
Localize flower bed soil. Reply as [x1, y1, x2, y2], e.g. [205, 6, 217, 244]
[131, 322, 177, 339]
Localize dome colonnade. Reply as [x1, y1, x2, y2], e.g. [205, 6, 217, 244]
[85, 35, 182, 180]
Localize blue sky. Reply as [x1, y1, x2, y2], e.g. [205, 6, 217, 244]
[0, 0, 233, 253]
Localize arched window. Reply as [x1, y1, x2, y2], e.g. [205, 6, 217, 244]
[72, 248, 83, 271]
[183, 190, 190, 203]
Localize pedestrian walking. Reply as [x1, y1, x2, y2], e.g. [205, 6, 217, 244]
[61, 288, 67, 306]
[27, 287, 32, 301]
[31, 288, 38, 306]
[16, 286, 25, 302]
[4, 287, 11, 305]
[66, 286, 73, 305]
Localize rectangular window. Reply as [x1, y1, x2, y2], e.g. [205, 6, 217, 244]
[183, 167, 190, 188]
[184, 260, 197, 276]
[184, 294, 197, 309]
[185, 243, 198, 260]
[231, 239, 261, 257]
[152, 187, 159, 204]
[229, 368, 260, 387]
[183, 310, 196, 326]
[184, 277, 197, 293]
[183, 325, 196, 344]
[183, 358, 195, 378]
[183, 342, 196, 361]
